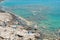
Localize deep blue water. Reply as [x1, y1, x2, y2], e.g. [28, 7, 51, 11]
[1, 0, 60, 33]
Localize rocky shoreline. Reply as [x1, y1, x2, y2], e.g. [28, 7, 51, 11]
[0, 10, 40, 40]
[0, 10, 60, 40]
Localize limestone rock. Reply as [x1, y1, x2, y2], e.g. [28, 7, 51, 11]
[0, 10, 40, 40]
[0, 12, 13, 21]
[0, 26, 38, 40]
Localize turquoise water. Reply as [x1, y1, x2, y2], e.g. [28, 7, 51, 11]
[1, 0, 60, 33]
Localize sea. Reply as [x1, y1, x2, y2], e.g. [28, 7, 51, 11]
[1, 0, 60, 35]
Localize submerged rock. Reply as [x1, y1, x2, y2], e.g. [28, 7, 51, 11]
[0, 0, 4, 2]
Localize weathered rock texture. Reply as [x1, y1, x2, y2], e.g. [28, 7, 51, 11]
[0, 10, 40, 40]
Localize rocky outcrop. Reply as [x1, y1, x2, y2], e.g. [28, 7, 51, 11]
[0, 10, 40, 40]
[0, 26, 36, 40]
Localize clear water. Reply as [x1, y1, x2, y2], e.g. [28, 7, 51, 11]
[1, 0, 60, 35]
